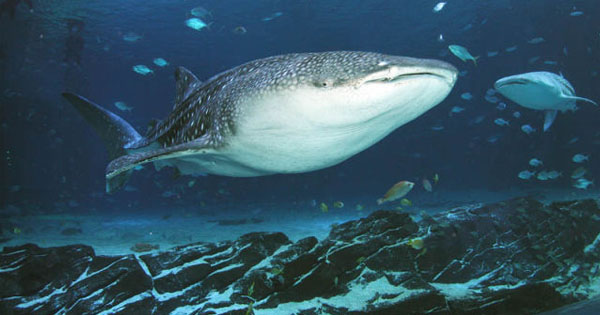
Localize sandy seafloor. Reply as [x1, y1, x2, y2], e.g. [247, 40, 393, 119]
[2, 188, 599, 256]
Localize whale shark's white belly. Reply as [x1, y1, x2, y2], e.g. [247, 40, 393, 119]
[170, 81, 448, 177]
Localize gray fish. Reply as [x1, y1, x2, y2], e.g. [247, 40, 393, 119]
[63, 51, 457, 192]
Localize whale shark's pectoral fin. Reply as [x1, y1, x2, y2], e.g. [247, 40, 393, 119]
[106, 137, 214, 193]
[561, 95, 598, 106]
[543, 110, 557, 132]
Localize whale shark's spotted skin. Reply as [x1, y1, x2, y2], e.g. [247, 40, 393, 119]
[147, 52, 455, 148]
[63, 51, 458, 192]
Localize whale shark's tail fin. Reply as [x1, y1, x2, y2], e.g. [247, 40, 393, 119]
[62, 92, 143, 193]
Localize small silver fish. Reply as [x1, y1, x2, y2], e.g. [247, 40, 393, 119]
[494, 118, 509, 126]
[185, 18, 209, 31]
[528, 37, 545, 44]
[132, 65, 153, 75]
[485, 95, 499, 104]
[573, 178, 593, 189]
[262, 12, 283, 22]
[471, 115, 485, 124]
[450, 106, 465, 114]
[537, 171, 549, 181]
[461, 92, 473, 100]
[529, 158, 543, 167]
[114, 101, 133, 112]
[190, 6, 212, 19]
[433, 2, 447, 13]
[518, 170, 535, 180]
[448, 45, 479, 65]
[153, 58, 169, 67]
[528, 56, 541, 64]
[521, 124, 536, 134]
[546, 170, 561, 179]
[572, 154, 589, 163]
[487, 134, 501, 143]
[123, 32, 142, 42]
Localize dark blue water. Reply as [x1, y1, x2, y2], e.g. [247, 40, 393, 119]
[1, 0, 599, 220]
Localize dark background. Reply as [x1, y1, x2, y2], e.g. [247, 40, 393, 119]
[1, 0, 599, 214]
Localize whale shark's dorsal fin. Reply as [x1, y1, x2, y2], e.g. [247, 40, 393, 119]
[561, 95, 598, 106]
[174, 67, 202, 108]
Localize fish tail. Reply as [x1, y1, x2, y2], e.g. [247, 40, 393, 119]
[62, 92, 143, 193]
[473, 56, 480, 66]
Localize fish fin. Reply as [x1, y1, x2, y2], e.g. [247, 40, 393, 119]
[63, 92, 144, 193]
[62, 92, 142, 159]
[472, 56, 480, 66]
[107, 170, 133, 193]
[174, 67, 202, 107]
[543, 110, 558, 132]
[561, 95, 598, 106]
[106, 136, 214, 193]
[147, 118, 161, 133]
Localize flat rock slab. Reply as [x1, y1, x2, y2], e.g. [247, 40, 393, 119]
[1, 197, 599, 314]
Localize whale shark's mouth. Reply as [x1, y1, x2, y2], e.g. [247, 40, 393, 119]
[364, 72, 447, 83]
[360, 69, 456, 88]
[494, 78, 530, 89]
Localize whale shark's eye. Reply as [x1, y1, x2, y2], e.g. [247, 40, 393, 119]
[314, 78, 335, 88]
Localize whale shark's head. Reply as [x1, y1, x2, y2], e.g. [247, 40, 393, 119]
[227, 51, 459, 174]
[268, 52, 458, 127]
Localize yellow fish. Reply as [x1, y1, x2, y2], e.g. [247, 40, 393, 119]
[271, 267, 284, 276]
[377, 180, 415, 205]
[248, 281, 255, 297]
[400, 198, 412, 206]
[433, 173, 440, 184]
[406, 237, 425, 250]
[333, 201, 344, 208]
[320, 202, 329, 213]
[13, 227, 22, 234]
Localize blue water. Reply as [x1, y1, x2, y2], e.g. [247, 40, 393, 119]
[1, 0, 599, 249]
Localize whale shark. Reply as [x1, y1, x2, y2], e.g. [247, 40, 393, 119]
[494, 71, 597, 132]
[63, 51, 458, 193]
